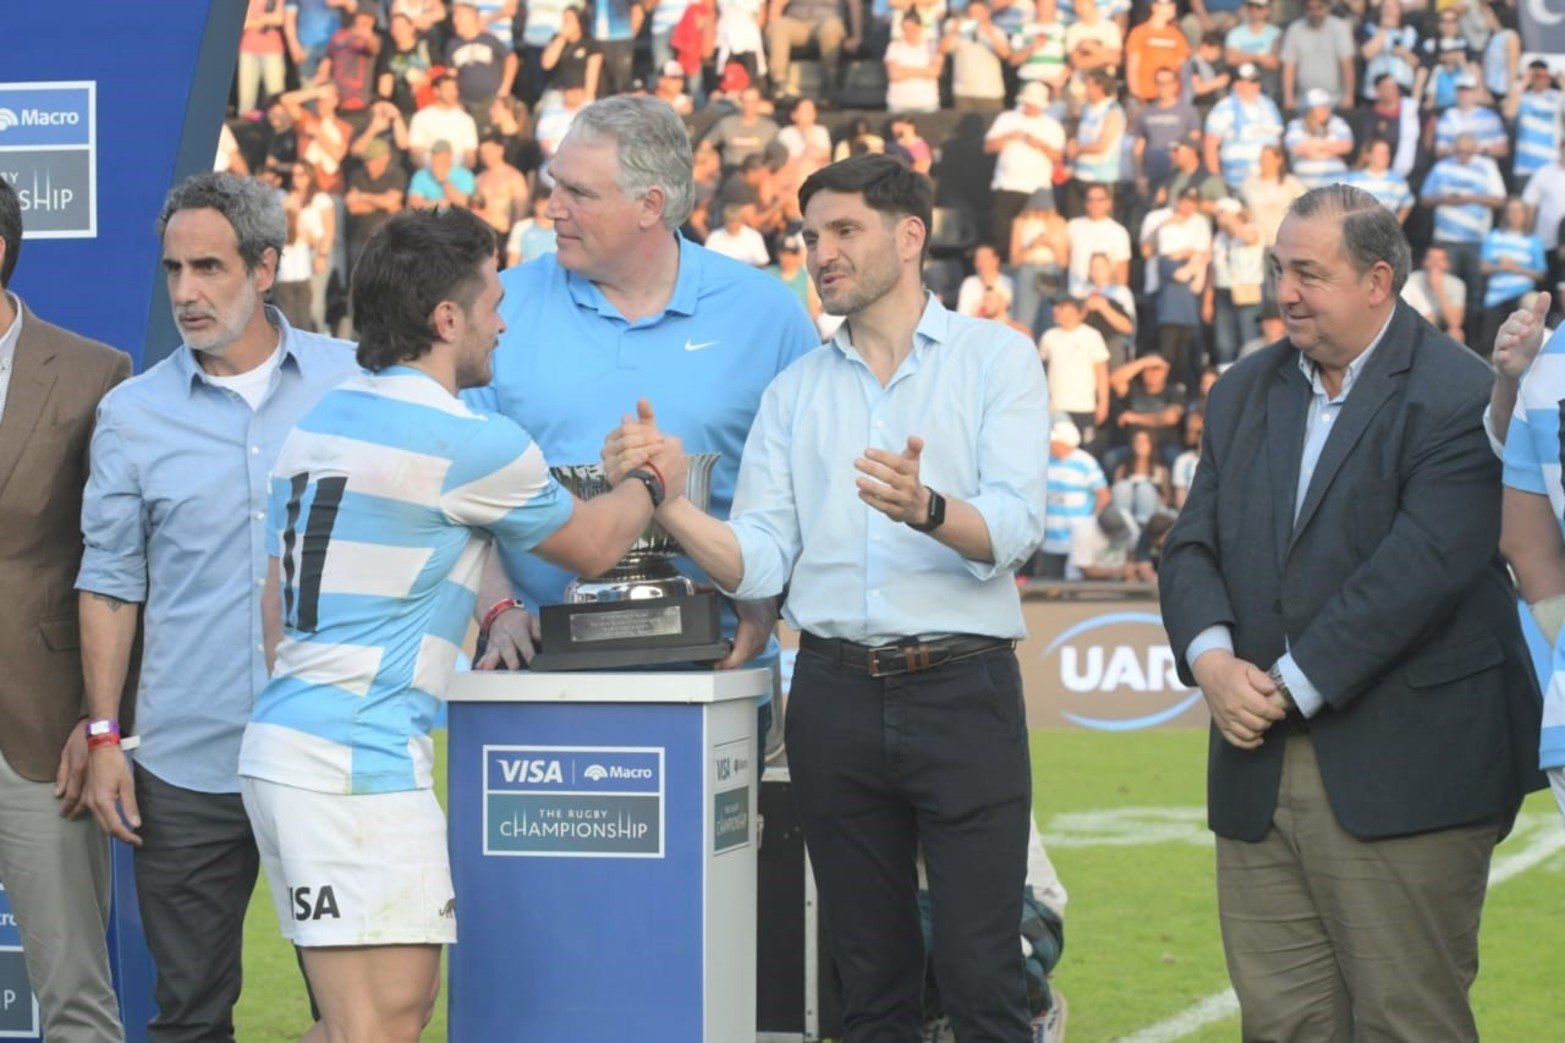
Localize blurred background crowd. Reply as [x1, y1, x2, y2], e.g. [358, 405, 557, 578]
[219, 0, 1565, 584]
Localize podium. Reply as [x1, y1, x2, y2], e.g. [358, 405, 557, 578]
[446, 668, 765, 1042]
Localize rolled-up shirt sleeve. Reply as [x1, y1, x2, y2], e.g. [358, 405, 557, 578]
[76, 401, 149, 602]
[963, 333, 1051, 580]
[726, 379, 801, 601]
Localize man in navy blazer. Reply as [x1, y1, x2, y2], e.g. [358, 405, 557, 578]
[1160, 183, 1542, 1042]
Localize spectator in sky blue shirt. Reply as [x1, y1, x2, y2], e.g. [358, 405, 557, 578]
[78, 173, 357, 1043]
[1479, 198, 1548, 354]
[1435, 75, 1509, 161]
[1422, 134, 1507, 344]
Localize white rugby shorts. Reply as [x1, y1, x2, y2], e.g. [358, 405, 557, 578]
[241, 777, 457, 947]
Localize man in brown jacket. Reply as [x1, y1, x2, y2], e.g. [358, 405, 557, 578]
[0, 176, 130, 1041]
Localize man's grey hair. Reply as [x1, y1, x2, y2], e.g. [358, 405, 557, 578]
[155, 172, 286, 272]
[1288, 183, 1411, 294]
[566, 96, 696, 231]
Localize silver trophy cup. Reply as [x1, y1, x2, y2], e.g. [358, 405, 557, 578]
[528, 453, 727, 670]
[550, 453, 721, 602]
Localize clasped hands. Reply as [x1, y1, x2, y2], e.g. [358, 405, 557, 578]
[1191, 650, 1290, 750]
[601, 398, 689, 501]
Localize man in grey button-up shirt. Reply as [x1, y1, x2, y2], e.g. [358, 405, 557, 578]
[79, 173, 357, 1043]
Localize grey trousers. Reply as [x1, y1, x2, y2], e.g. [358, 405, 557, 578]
[0, 749, 123, 1042]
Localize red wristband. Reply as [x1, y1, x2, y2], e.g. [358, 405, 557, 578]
[480, 598, 524, 638]
[85, 718, 121, 749]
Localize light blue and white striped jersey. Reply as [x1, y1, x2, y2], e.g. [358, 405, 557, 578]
[1481, 229, 1545, 307]
[1074, 98, 1124, 184]
[1501, 325, 1565, 769]
[651, 0, 692, 37]
[1205, 94, 1284, 188]
[240, 368, 573, 795]
[1284, 115, 1353, 188]
[1346, 168, 1414, 215]
[473, 0, 516, 48]
[593, 0, 638, 42]
[1421, 155, 1505, 243]
[1434, 105, 1507, 157]
[523, 0, 584, 47]
[1515, 88, 1563, 181]
[1043, 448, 1106, 555]
[1360, 22, 1418, 98]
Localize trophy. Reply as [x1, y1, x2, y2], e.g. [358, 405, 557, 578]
[528, 453, 730, 671]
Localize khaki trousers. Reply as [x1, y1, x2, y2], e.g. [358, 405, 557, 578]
[1216, 732, 1501, 1043]
[0, 749, 122, 1042]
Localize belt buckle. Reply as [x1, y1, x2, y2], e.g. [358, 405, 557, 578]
[865, 642, 905, 678]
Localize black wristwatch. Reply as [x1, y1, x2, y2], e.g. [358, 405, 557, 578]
[907, 487, 946, 533]
[624, 467, 665, 508]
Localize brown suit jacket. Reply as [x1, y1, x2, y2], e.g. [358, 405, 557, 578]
[0, 298, 130, 781]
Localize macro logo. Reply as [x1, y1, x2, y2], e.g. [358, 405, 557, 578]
[1040, 611, 1202, 730]
[583, 764, 608, 782]
[0, 110, 16, 133]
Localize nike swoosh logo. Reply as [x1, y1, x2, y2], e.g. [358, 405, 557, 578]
[684, 340, 719, 352]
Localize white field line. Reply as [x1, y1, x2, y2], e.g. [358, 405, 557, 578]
[1113, 814, 1565, 1043]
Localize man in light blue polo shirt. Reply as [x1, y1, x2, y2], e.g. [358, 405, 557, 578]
[78, 173, 357, 1042]
[466, 96, 817, 742]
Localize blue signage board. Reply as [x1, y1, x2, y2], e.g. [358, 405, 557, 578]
[483, 745, 666, 857]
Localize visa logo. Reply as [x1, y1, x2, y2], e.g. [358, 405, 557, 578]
[498, 759, 564, 784]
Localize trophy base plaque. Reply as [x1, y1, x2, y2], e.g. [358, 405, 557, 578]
[529, 592, 729, 672]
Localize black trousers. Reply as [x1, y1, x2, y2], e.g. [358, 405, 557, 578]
[786, 643, 1033, 1042]
[133, 765, 316, 1042]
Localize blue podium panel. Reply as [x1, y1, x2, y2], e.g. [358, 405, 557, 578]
[8, 1, 245, 368]
[0, 887, 40, 1039]
[447, 670, 763, 1043]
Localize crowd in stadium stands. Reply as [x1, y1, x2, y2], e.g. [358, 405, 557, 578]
[223, 0, 1565, 585]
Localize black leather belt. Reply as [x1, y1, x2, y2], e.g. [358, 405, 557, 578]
[799, 631, 1014, 678]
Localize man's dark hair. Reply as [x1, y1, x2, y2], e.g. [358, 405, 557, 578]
[0, 177, 20, 288]
[351, 207, 498, 371]
[1289, 183, 1412, 293]
[798, 154, 933, 255]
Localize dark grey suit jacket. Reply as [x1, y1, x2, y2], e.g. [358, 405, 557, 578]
[1160, 301, 1543, 842]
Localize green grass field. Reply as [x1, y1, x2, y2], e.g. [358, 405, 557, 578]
[234, 729, 1565, 1041]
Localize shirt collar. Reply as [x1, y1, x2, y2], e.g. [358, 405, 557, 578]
[0, 292, 21, 366]
[829, 291, 949, 360]
[1296, 308, 1395, 402]
[174, 305, 304, 395]
[564, 233, 700, 321]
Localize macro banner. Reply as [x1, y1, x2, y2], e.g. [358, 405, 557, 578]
[4, 2, 243, 370]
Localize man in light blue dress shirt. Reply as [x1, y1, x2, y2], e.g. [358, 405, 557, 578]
[77, 173, 357, 1042]
[608, 154, 1051, 1041]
